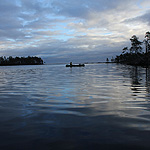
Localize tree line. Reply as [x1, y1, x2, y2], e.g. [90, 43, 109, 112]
[114, 31, 150, 66]
[0, 56, 43, 66]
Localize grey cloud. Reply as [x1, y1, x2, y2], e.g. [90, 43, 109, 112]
[124, 10, 150, 25]
[0, 0, 149, 63]
[51, 0, 132, 19]
[0, 1, 24, 39]
[0, 0, 53, 40]
[51, 0, 89, 19]
[0, 0, 20, 15]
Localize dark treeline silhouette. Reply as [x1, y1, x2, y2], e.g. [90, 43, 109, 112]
[114, 32, 150, 66]
[115, 52, 150, 66]
[0, 56, 43, 66]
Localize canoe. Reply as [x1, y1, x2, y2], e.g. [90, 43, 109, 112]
[66, 64, 85, 67]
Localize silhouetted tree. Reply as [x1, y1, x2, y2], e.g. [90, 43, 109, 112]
[130, 35, 142, 54]
[122, 47, 128, 53]
[114, 33, 150, 66]
[144, 31, 150, 53]
[0, 56, 43, 66]
[111, 57, 115, 62]
[106, 58, 109, 62]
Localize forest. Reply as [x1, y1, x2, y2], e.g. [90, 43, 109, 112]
[0, 56, 43, 66]
[114, 32, 150, 66]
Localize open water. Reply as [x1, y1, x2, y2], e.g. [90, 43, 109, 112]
[0, 63, 150, 150]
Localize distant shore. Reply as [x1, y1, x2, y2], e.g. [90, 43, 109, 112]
[113, 33, 150, 67]
[0, 56, 43, 66]
[114, 52, 150, 67]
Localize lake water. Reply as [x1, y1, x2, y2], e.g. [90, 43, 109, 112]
[0, 63, 150, 150]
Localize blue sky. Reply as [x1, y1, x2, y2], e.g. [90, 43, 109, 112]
[0, 0, 150, 63]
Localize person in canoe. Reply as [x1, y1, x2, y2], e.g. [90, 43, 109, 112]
[66, 62, 85, 67]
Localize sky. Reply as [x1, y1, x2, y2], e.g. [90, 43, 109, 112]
[0, 0, 150, 63]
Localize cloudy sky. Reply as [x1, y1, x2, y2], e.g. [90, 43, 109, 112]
[0, 0, 150, 63]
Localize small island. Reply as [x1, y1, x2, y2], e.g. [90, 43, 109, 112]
[0, 56, 43, 66]
[114, 32, 150, 67]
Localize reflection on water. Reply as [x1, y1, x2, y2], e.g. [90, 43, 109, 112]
[0, 64, 150, 149]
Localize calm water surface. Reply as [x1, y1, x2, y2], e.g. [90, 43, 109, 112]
[0, 63, 150, 150]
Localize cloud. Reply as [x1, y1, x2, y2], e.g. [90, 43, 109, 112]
[0, 0, 150, 63]
[124, 10, 150, 26]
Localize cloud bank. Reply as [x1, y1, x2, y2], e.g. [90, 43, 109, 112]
[0, 0, 150, 63]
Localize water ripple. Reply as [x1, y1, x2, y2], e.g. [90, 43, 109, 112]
[0, 64, 150, 141]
